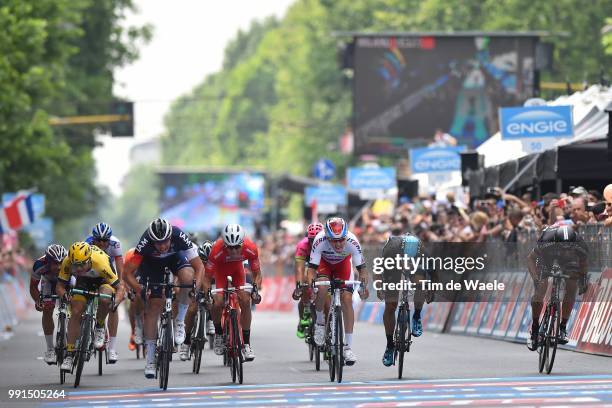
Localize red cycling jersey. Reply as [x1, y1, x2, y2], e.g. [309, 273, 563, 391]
[206, 238, 260, 289]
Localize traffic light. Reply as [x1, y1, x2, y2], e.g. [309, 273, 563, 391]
[110, 100, 134, 137]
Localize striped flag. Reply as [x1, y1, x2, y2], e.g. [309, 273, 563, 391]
[0, 193, 36, 234]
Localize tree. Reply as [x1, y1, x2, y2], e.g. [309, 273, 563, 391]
[160, 0, 612, 208]
[0, 0, 151, 244]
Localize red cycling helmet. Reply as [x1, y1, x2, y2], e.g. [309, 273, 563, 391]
[307, 222, 324, 239]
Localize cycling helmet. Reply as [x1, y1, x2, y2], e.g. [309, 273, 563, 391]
[222, 224, 245, 246]
[69, 242, 92, 264]
[307, 222, 324, 239]
[148, 218, 172, 242]
[45, 244, 68, 263]
[554, 224, 578, 242]
[92, 222, 112, 240]
[325, 217, 347, 240]
[198, 241, 213, 261]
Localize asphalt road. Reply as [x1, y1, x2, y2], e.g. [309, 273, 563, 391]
[0, 309, 609, 407]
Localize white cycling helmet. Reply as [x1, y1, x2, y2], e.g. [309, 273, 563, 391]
[222, 224, 245, 246]
[148, 218, 172, 242]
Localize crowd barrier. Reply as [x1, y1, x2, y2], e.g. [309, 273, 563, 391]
[0, 269, 31, 340]
[355, 225, 611, 357]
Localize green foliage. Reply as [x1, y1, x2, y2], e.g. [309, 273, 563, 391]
[162, 0, 610, 182]
[0, 0, 150, 243]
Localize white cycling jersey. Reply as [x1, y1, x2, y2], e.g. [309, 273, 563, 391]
[309, 230, 365, 267]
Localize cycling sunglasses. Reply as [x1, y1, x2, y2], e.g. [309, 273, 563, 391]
[226, 244, 242, 250]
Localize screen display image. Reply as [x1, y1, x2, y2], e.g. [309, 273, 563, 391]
[159, 171, 265, 235]
[354, 35, 536, 153]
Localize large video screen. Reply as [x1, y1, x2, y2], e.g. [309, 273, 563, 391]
[159, 171, 265, 235]
[354, 35, 536, 153]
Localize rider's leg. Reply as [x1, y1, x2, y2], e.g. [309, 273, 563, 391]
[340, 290, 354, 346]
[383, 301, 398, 348]
[175, 267, 194, 323]
[66, 299, 85, 353]
[128, 299, 136, 335]
[107, 309, 119, 352]
[42, 307, 55, 349]
[95, 285, 113, 326]
[314, 275, 329, 325]
[143, 298, 163, 365]
[531, 277, 549, 328]
[561, 279, 578, 325]
[238, 291, 252, 343]
[184, 301, 197, 343]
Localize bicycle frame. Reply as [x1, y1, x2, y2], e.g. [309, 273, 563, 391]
[314, 279, 361, 383]
[211, 278, 253, 357]
[69, 288, 113, 388]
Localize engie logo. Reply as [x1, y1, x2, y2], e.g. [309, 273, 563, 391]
[410, 146, 466, 174]
[499, 106, 573, 139]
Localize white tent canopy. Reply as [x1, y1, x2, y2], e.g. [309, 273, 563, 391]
[477, 85, 612, 167]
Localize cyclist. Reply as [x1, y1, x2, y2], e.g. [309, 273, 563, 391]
[307, 217, 369, 365]
[56, 242, 123, 371]
[29, 244, 69, 365]
[204, 224, 263, 362]
[293, 222, 323, 338]
[85, 222, 124, 363]
[123, 218, 204, 379]
[123, 247, 144, 352]
[378, 233, 427, 367]
[526, 224, 588, 350]
[178, 240, 213, 361]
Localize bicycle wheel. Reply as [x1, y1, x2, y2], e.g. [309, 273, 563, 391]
[192, 309, 205, 374]
[56, 314, 66, 384]
[335, 305, 344, 383]
[160, 322, 172, 390]
[546, 304, 560, 374]
[396, 305, 408, 380]
[538, 307, 550, 373]
[97, 349, 102, 375]
[231, 310, 244, 384]
[327, 314, 335, 382]
[74, 316, 92, 388]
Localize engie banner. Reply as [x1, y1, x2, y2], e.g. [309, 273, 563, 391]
[409, 146, 466, 173]
[499, 105, 574, 139]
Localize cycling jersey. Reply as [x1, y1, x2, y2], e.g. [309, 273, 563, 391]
[309, 231, 365, 268]
[123, 248, 137, 265]
[532, 225, 588, 278]
[85, 235, 122, 264]
[32, 256, 57, 282]
[132, 226, 197, 263]
[206, 238, 260, 289]
[294, 237, 312, 262]
[58, 245, 119, 287]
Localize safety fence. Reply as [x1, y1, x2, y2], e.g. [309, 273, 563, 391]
[356, 225, 611, 356]
[0, 268, 31, 340]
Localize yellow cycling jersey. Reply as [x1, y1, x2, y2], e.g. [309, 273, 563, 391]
[58, 245, 119, 287]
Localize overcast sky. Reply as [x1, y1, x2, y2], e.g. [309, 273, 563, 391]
[94, 0, 294, 196]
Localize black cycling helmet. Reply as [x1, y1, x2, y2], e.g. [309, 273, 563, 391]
[554, 224, 578, 242]
[148, 218, 172, 242]
[198, 241, 213, 261]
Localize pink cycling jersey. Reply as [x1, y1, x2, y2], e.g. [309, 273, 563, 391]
[294, 237, 311, 261]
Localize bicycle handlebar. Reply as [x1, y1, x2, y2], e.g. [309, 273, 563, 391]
[314, 280, 362, 287]
[210, 284, 254, 294]
[70, 288, 114, 299]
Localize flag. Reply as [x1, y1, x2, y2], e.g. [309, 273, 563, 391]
[0, 193, 36, 234]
